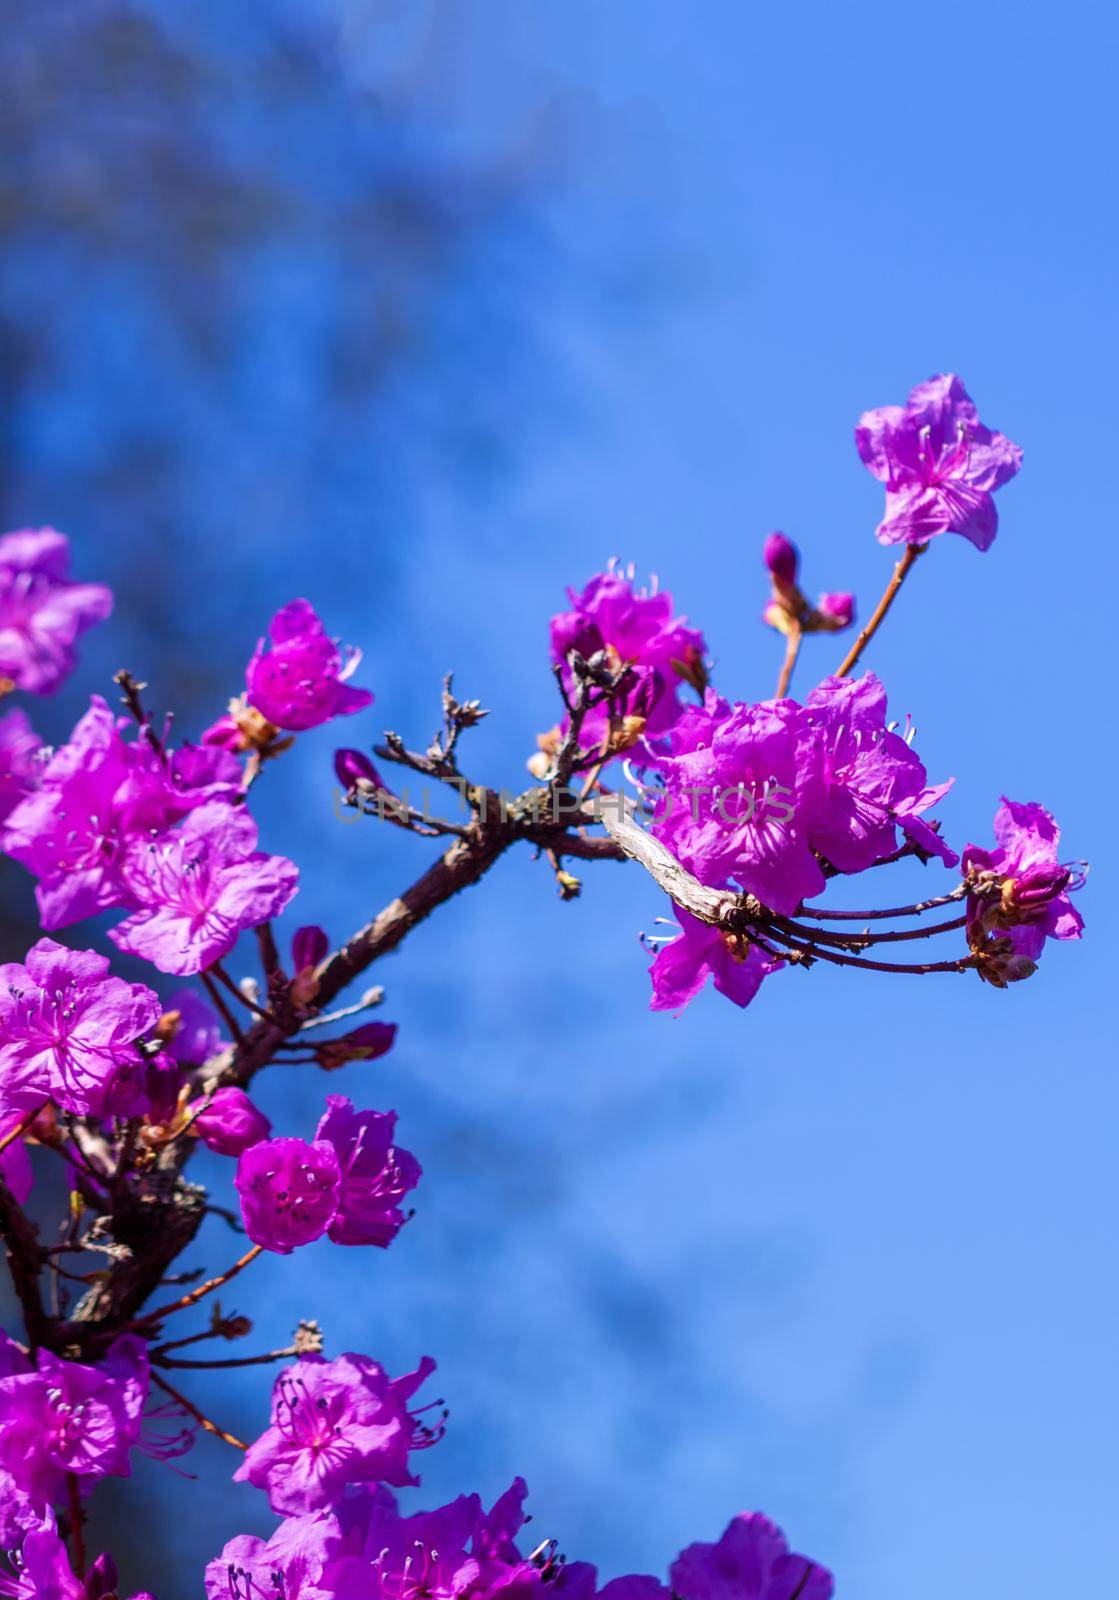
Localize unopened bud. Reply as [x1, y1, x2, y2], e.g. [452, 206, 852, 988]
[315, 1021, 398, 1071]
[763, 531, 799, 584]
[334, 748, 381, 791]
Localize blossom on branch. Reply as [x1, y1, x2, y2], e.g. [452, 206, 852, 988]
[0, 939, 161, 1120]
[855, 373, 1022, 549]
[233, 1352, 440, 1515]
[110, 802, 299, 975]
[245, 599, 373, 732]
[0, 528, 113, 696]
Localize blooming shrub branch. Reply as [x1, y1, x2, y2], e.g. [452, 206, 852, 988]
[0, 375, 1086, 1597]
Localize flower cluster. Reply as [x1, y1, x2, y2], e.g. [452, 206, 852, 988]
[235, 1097, 421, 1253]
[0, 374, 1088, 1600]
[207, 1481, 832, 1600]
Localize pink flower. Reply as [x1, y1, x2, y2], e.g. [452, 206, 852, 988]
[962, 798, 1085, 979]
[235, 1137, 342, 1253]
[0, 528, 113, 696]
[233, 1353, 439, 1515]
[315, 1096, 421, 1247]
[855, 374, 1022, 550]
[110, 802, 299, 975]
[246, 600, 373, 732]
[648, 910, 781, 1015]
[0, 939, 161, 1121]
[0, 1335, 149, 1511]
[1, 698, 241, 931]
[670, 1512, 833, 1600]
[804, 673, 957, 873]
[652, 694, 827, 916]
[551, 568, 707, 750]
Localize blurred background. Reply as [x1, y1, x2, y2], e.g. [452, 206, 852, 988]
[1, 1, 1115, 1594]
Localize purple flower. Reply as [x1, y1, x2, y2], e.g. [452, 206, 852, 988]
[0, 1524, 86, 1600]
[0, 1335, 149, 1511]
[551, 568, 707, 749]
[670, 1512, 833, 1600]
[649, 910, 781, 1014]
[233, 1352, 439, 1515]
[246, 600, 373, 732]
[235, 1137, 342, 1253]
[193, 1087, 272, 1157]
[804, 673, 957, 873]
[315, 1096, 421, 1247]
[110, 802, 299, 975]
[651, 694, 827, 916]
[0, 939, 161, 1121]
[962, 798, 1085, 981]
[0, 528, 113, 696]
[0, 711, 42, 824]
[855, 374, 1022, 550]
[1, 698, 241, 931]
[205, 1509, 345, 1600]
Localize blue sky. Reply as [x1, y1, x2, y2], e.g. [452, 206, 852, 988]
[3, 1, 1116, 1594]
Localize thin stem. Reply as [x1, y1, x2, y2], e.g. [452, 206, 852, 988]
[775, 623, 802, 699]
[767, 924, 974, 975]
[67, 1472, 86, 1576]
[133, 1243, 263, 1330]
[200, 970, 245, 1045]
[836, 542, 926, 678]
[776, 914, 967, 948]
[154, 1343, 299, 1371]
[209, 961, 275, 1023]
[256, 922, 281, 980]
[149, 1370, 248, 1451]
[797, 885, 967, 921]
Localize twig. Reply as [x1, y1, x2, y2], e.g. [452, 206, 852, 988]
[149, 1371, 247, 1451]
[796, 885, 967, 920]
[836, 542, 926, 678]
[200, 971, 245, 1045]
[775, 622, 802, 698]
[208, 961, 276, 1023]
[154, 1343, 300, 1371]
[132, 1244, 263, 1330]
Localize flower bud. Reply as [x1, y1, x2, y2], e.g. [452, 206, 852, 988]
[816, 591, 855, 630]
[193, 1086, 273, 1157]
[1001, 864, 1072, 921]
[314, 1021, 398, 1071]
[85, 1553, 120, 1600]
[763, 532, 799, 584]
[291, 924, 329, 974]
[334, 748, 381, 791]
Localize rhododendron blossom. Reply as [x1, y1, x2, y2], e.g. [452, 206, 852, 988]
[246, 599, 373, 732]
[0, 939, 161, 1120]
[0, 529, 113, 696]
[550, 567, 707, 753]
[233, 1353, 439, 1514]
[314, 1096, 421, 1246]
[855, 373, 1022, 549]
[235, 1136, 343, 1253]
[110, 802, 299, 974]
